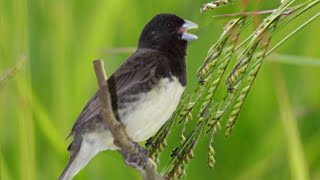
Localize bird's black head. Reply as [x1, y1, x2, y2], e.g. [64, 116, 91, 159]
[138, 13, 198, 57]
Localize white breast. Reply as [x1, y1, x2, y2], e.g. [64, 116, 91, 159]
[69, 80, 184, 179]
[119, 77, 185, 142]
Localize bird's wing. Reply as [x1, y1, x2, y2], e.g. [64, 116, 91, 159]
[70, 49, 169, 134]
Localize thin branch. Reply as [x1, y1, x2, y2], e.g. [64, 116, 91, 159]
[212, 9, 294, 18]
[266, 11, 320, 56]
[93, 60, 162, 180]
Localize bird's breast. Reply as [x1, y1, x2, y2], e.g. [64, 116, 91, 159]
[118, 76, 185, 142]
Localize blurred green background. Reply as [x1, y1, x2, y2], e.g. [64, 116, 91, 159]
[1, 0, 320, 180]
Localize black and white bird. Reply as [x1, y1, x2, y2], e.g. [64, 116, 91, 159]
[59, 13, 198, 180]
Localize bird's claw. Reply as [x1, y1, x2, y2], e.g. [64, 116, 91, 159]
[120, 142, 149, 170]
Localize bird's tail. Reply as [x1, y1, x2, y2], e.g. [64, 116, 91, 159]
[58, 137, 101, 180]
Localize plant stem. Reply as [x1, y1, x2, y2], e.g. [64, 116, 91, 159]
[93, 60, 162, 180]
[266, 11, 320, 56]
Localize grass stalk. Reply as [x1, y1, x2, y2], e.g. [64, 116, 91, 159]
[273, 67, 310, 180]
[16, 67, 36, 180]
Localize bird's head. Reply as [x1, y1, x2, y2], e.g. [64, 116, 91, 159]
[138, 13, 198, 57]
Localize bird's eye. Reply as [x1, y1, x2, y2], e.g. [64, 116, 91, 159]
[167, 23, 172, 27]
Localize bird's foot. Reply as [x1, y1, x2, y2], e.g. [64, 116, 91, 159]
[120, 142, 149, 170]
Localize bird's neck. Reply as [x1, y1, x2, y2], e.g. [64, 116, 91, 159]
[172, 55, 187, 86]
[138, 41, 187, 59]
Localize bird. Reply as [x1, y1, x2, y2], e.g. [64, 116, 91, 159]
[59, 13, 198, 180]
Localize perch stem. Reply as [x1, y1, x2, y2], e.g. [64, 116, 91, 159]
[93, 60, 162, 180]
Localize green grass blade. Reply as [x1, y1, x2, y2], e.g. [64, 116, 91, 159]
[273, 68, 310, 180]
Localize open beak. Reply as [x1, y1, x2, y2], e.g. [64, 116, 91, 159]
[181, 20, 198, 41]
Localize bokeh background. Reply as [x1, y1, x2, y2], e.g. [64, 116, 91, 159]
[1, 0, 320, 180]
